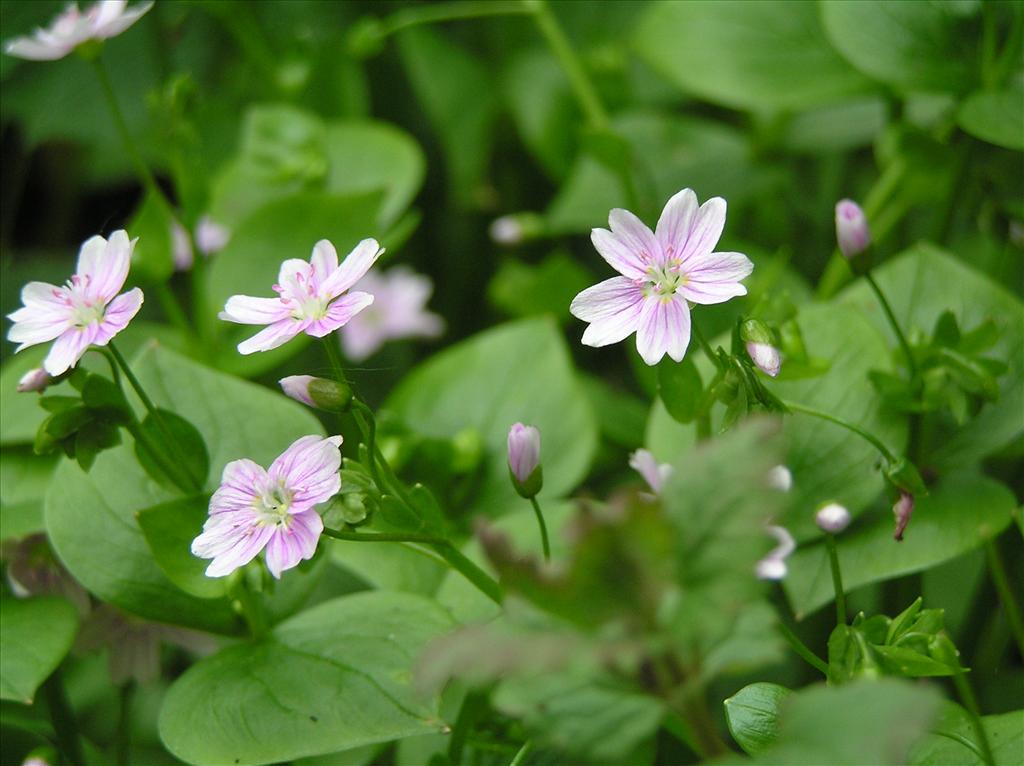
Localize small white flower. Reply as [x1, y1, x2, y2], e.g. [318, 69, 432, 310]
[756, 525, 795, 581]
[4, 1, 154, 61]
[629, 449, 673, 494]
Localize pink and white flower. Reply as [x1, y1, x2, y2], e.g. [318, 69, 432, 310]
[4, 1, 154, 61]
[339, 267, 444, 361]
[629, 449, 673, 494]
[570, 189, 753, 365]
[191, 435, 343, 579]
[220, 238, 382, 355]
[6, 230, 144, 376]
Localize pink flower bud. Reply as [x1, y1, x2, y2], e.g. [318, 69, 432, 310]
[835, 199, 871, 259]
[746, 341, 781, 377]
[767, 465, 792, 492]
[171, 219, 193, 272]
[16, 367, 51, 393]
[195, 216, 231, 256]
[279, 375, 351, 413]
[816, 502, 851, 534]
[507, 422, 542, 497]
[629, 449, 673, 494]
[893, 491, 914, 541]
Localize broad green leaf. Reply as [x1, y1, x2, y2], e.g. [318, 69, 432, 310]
[396, 27, 498, 205]
[45, 346, 322, 632]
[159, 592, 453, 766]
[137, 496, 225, 600]
[0, 449, 58, 541]
[580, 375, 648, 450]
[127, 192, 176, 284]
[658, 356, 702, 424]
[0, 346, 58, 446]
[487, 250, 595, 323]
[324, 121, 425, 227]
[386, 319, 597, 516]
[910, 707, 1024, 766]
[329, 538, 447, 596]
[724, 683, 792, 756]
[633, 1, 872, 110]
[133, 409, 210, 491]
[0, 597, 78, 703]
[752, 679, 941, 765]
[784, 472, 1016, 618]
[780, 98, 888, 154]
[838, 243, 1024, 469]
[957, 87, 1024, 151]
[821, 0, 978, 93]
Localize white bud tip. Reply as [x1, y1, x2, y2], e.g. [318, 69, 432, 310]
[816, 502, 851, 534]
[767, 465, 792, 492]
[489, 216, 523, 245]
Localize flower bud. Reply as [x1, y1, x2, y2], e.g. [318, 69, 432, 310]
[816, 502, 851, 534]
[196, 216, 231, 256]
[489, 212, 545, 246]
[279, 375, 352, 413]
[767, 465, 792, 492]
[746, 341, 781, 377]
[835, 199, 871, 259]
[507, 422, 542, 498]
[17, 368, 51, 393]
[893, 491, 914, 541]
[756, 525, 795, 581]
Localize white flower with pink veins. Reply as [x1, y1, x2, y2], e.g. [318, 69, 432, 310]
[4, 1, 154, 61]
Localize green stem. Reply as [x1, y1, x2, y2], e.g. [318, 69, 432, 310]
[231, 578, 268, 640]
[864, 271, 917, 378]
[380, 0, 530, 36]
[323, 527, 503, 604]
[784, 400, 898, 463]
[529, 496, 551, 561]
[108, 341, 202, 491]
[951, 666, 995, 766]
[985, 536, 1024, 658]
[116, 682, 134, 766]
[777, 619, 829, 675]
[525, 0, 609, 128]
[508, 740, 534, 766]
[825, 533, 847, 626]
[43, 671, 85, 766]
[448, 690, 487, 766]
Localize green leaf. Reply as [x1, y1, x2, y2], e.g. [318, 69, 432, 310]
[838, 243, 1024, 469]
[487, 251, 595, 323]
[127, 192, 176, 284]
[1, 347, 58, 446]
[633, 1, 872, 110]
[158, 592, 454, 765]
[784, 472, 1016, 618]
[910, 707, 1024, 766]
[323, 121, 425, 227]
[133, 408, 210, 491]
[658, 356, 702, 424]
[957, 87, 1024, 151]
[137, 496, 225, 600]
[724, 683, 792, 756]
[0, 597, 78, 703]
[821, 0, 978, 93]
[45, 345, 322, 633]
[386, 318, 597, 515]
[779, 98, 888, 154]
[0, 448, 58, 541]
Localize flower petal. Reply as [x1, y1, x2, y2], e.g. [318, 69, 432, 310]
[679, 251, 753, 305]
[635, 295, 691, 366]
[77, 231, 133, 303]
[304, 292, 374, 337]
[571, 278, 645, 348]
[268, 435, 342, 508]
[7, 311, 70, 350]
[264, 510, 323, 578]
[320, 238, 384, 298]
[654, 188, 699, 261]
[210, 459, 268, 514]
[19, 282, 67, 311]
[220, 295, 291, 325]
[95, 0, 153, 38]
[236, 319, 303, 355]
[43, 327, 96, 375]
[609, 208, 662, 266]
[679, 197, 726, 263]
[93, 288, 143, 345]
[201, 524, 275, 578]
[309, 240, 338, 284]
[4, 36, 71, 60]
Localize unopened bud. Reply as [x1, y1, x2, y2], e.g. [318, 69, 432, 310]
[767, 465, 792, 492]
[507, 422, 542, 498]
[279, 375, 352, 413]
[489, 212, 544, 246]
[171, 219, 193, 272]
[196, 215, 231, 256]
[756, 525, 795, 581]
[893, 491, 914, 541]
[816, 502, 851, 534]
[746, 341, 781, 377]
[835, 199, 871, 259]
[17, 368, 51, 393]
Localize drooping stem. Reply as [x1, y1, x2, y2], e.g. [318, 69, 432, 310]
[777, 620, 829, 675]
[783, 401, 898, 464]
[526, 0, 609, 129]
[529, 496, 551, 561]
[43, 670, 85, 766]
[950, 664, 995, 766]
[108, 341, 202, 491]
[824, 533, 848, 626]
[985, 536, 1024, 658]
[864, 272, 917, 379]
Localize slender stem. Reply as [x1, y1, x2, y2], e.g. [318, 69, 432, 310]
[777, 620, 829, 675]
[380, 0, 530, 36]
[824, 533, 847, 626]
[864, 272, 917, 378]
[108, 341, 201, 491]
[448, 690, 487, 766]
[116, 682, 134, 766]
[351, 399, 383, 490]
[528, 497, 551, 561]
[951, 666, 995, 766]
[526, 0, 609, 128]
[42, 670, 85, 766]
[784, 400, 898, 463]
[985, 537, 1024, 658]
[508, 740, 534, 766]
[231, 578, 268, 640]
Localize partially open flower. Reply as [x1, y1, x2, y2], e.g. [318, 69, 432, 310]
[756, 525, 795, 581]
[629, 449, 673, 494]
[4, 1, 154, 61]
[816, 502, 852, 534]
[570, 188, 753, 366]
[6, 230, 144, 375]
[835, 199, 871, 259]
[219, 238, 382, 355]
[16, 367, 51, 393]
[191, 435, 342, 578]
[507, 423, 542, 498]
